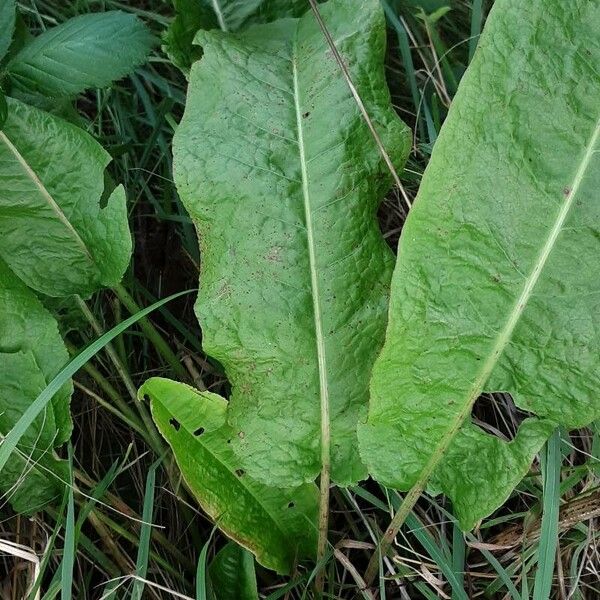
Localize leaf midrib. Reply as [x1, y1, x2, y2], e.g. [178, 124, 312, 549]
[417, 114, 600, 486]
[291, 45, 331, 479]
[0, 130, 94, 264]
[155, 397, 293, 546]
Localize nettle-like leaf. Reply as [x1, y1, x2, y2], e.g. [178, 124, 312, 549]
[0, 0, 15, 62]
[359, 0, 600, 529]
[164, 0, 312, 74]
[141, 378, 318, 575]
[172, 0, 410, 487]
[0, 259, 71, 513]
[0, 97, 132, 298]
[5, 11, 153, 98]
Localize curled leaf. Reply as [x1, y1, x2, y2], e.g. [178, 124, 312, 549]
[141, 377, 319, 574]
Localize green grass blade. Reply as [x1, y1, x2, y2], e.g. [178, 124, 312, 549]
[131, 457, 162, 600]
[418, 495, 523, 600]
[0, 290, 190, 476]
[381, 0, 424, 139]
[60, 444, 75, 600]
[27, 491, 69, 600]
[196, 527, 216, 600]
[451, 520, 465, 599]
[75, 458, 124, 533]
[405, 512, 468, 600]
[533, 429, 561, 600]
[377, 542, 386, 600]
[468, 0, 484, 61]
[464, 531, 522, 600]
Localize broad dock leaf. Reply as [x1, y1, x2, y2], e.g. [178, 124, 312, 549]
[173, 0, 410, 487]
[0, 260, 71, 512]
[164, 0, 311, 73]
[141, 378, 319, 574]
[6, 12, 153, 98]
[359, 0, 600, 529]
[0, 98, 132, 297]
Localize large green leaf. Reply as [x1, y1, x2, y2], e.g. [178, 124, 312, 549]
[0, 97, 131, 297]
[209, 542, 258, 600]
[0, 0, 15, 62]
[164, 0, 312, 74]
[141, 378, 319, 575]
[0, 259, 72, 441]
[0, 260, 71, 513]
[359, 0, 600, 529]
[173, 0, 410, 487]
[6, 11, 153, 98]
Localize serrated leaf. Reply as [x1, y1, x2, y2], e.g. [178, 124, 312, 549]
[6, 11, 153, 98]
[359, 0, 600, 529]
[173, 0, 410, 487]
[0, 97, 132, 297]
[209, 542, 258, 600]
[141, 378, 319, 575]
[0, 260, 71, 513]
[0, 0, 15, 63]
[164, 0, 312, 74]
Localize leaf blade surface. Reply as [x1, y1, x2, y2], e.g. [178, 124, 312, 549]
[0, 98, 131, 297]
[209, 541, 258, 600]
[173, 0, 410, 487]
[359, 0, 600, 529]
[164, 0, 311, 73]
[7, 12, 153, 98]
[0, 260, 71, 512]
[141, 377, 319, 575]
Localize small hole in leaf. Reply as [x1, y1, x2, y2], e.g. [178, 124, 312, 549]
[169, 418, 181, 431]
[194, 427, 205, 436]
[471, 392, 533, 442]
[302, 111, 310, 118]
[235, 469, 245, 477]
[287, 501, 295, 508]
[226, 439, 232, 444]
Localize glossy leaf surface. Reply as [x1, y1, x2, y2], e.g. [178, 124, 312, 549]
[142, 378, 319, 574]
[359, 0, 600, 529]
[0, 260, 71, 512]
[173, 0, 410, 487]
[0, 98, 131, 297]
[164, 0, 311, 73]
[6, 12, 153, 98]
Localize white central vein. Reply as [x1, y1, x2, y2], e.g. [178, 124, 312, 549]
[291, 53, 331, 474]
[421, 115, 600, 483]
[211, 0, 228, 32]
[0, 131, 93, 262]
